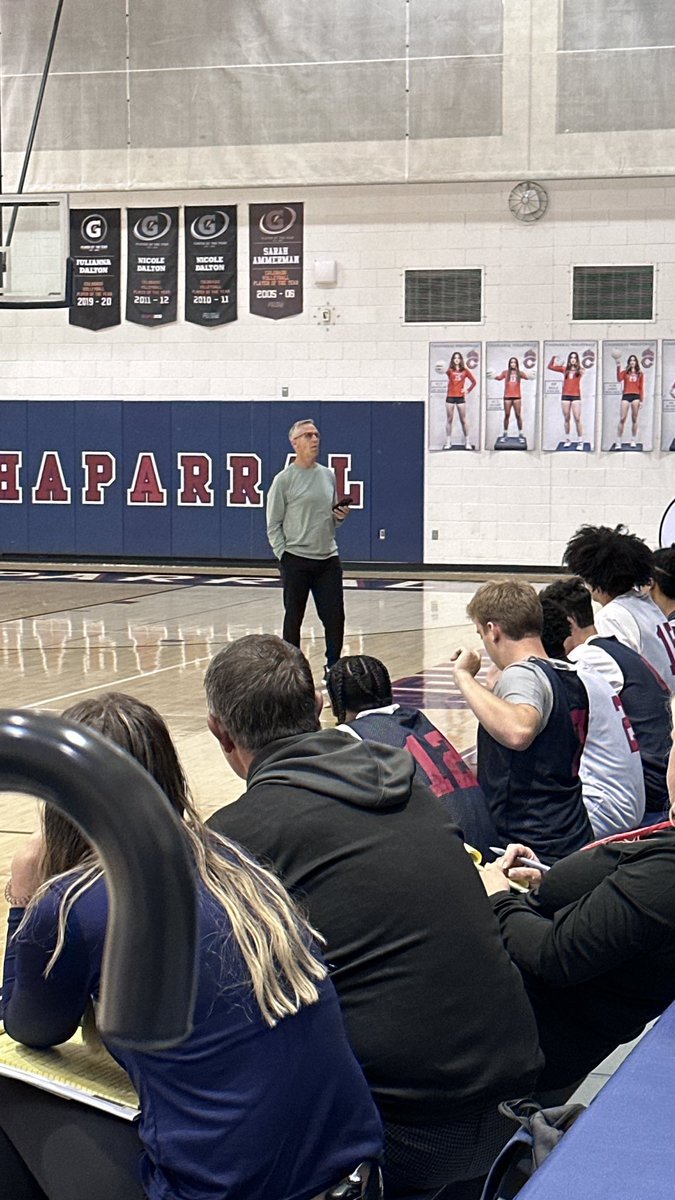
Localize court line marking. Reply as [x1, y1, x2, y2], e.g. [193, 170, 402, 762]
[29, 659, 207, 709]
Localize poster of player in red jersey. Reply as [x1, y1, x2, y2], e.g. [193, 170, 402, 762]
[485, 342, 538, 451]
[660, 341, 675, 451]
[601, 341, 655, 452]
[542, 342, 597, 452]
[428, 342, 481, 452]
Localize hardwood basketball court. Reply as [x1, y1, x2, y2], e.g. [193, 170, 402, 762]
[0, 565, 491, 946]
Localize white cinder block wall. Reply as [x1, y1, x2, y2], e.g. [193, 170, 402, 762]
[0, 174, 673, 567]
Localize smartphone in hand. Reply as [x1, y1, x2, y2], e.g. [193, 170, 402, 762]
[332, 497, 352, 510]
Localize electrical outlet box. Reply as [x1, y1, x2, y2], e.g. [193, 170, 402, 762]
[431, 529, 439, 540]
[378, 529, 386, 540]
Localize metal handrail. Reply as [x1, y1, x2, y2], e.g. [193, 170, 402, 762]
[0, 710, 198, 1049]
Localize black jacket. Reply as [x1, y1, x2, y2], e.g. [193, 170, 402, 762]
[491, 829, 675, 1088]
[208, 728, 542, 1125]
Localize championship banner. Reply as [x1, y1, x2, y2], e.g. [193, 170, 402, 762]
[69, 209, 121, 330]
[184, 205, 237, 327]
[249, 202, 303, 319]
[126, 208, 178, 326]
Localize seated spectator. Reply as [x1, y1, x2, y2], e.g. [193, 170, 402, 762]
[539, 596, 645, 837]
[540, 575, 672, 816]
[452, 580, 592, 863]
[564, 523, 675, 693]
[205, 635, 543, 1200]
[326, 654, 499, 854]
[650, 546, 675, 621]
[480, 817, 675, 1102]
[1, 693, 383, 1200]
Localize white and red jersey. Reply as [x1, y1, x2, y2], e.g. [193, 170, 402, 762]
[494, 369, 526, 399]
[446, 367, 477, 398]
[548, 358, 583, 397]
[595, 590, 675, 695]
[617, 367, 644, 398]
[575, 663, 645, 838]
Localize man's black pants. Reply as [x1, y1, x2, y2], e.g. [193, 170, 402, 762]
[280, 552, 345, 668]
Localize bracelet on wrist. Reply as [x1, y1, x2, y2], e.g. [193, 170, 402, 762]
[4, 879, 32, 908]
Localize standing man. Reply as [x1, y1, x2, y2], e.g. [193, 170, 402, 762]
[267, 418, 349, 678]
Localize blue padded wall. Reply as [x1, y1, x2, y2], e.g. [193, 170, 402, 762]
[0, 400, 423, 563]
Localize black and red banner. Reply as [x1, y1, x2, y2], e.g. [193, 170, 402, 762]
[249, 202, 303, 320]
[69, 209, 121, 330]
[184, 205, 237, 327]
[126, 208, 178, 326]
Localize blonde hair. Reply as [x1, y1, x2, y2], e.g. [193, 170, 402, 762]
[467, 579, 543, 641]
[21, 693, 326, 1028]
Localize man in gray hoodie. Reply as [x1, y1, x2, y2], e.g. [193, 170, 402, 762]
[205, 634, 542, 1200]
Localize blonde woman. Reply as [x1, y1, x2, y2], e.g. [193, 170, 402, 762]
[0, 693, 382, 1200]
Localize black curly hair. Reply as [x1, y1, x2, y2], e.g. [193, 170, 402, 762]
[539, 577, 595, 629]
[563, 524, 653, 598]
[326, 655, 393, 724]
[652, 548, 675, 603]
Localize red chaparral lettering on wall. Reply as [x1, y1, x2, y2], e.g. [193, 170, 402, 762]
[327, 454, 364, 508]
[127, 453, 167, 505]
[82, 452, 116, 504]
[177, 453, 214, 506]
[0, 447, 363, 511]
[32, 452, 71, 504]
[0, 452, 22, 502]
[227, 454, 263, 506]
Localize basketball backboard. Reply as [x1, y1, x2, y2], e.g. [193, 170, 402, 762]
[0, 193, 70, 307]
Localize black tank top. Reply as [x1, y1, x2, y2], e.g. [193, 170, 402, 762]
[592, 636, 672, 812]
[477, 658, 592, 862]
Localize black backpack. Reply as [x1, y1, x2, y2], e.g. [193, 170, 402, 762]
[480, 1099, 586, 1199]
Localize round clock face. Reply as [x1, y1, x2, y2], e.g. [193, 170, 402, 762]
[509, 181, 548, 223]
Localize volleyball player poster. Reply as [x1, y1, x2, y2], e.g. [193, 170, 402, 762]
[542, 341, 597, 452]
[601, 341, 656, 452]
[660, 341, 675, 451]
[485, 342, 538, 451]
[427, 343, 481, 452]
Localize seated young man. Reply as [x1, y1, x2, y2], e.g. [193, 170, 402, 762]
[326, 654, 499, 854]
[452, 579, 592, 863]
[564, 523, 675, 694]
[540, 575, 672, 817]
[539, 595, 645, 837]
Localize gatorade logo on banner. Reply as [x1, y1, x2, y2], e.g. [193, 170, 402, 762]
[249, 203, 303, 320]
[126, 207, 178, 326]
[184, 205, 237, 327]
[69, 209, 121, 331]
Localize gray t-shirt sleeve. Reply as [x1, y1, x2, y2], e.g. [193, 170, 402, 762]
[495, 661, 554, 729]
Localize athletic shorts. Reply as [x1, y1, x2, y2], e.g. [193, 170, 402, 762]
[445, 396, 467, 405]
[623, 393, 640, 403]
[561, 394, 579, 403]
